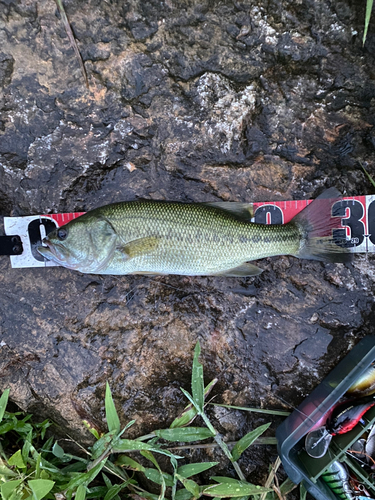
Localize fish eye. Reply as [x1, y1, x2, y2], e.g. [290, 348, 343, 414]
[57, 228, 68, 240]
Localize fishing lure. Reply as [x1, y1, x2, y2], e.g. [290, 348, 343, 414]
[326, 396, 375, 435]
[346, 365, 375, 398]
[321, 461, 355, 500]
[305, 395, 375, 458]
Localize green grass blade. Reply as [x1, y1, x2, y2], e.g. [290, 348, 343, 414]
[75, 484, 87, 500]
[364, 0, 374, 44]
[145, 468, 174, 487]
[177, 462, 219, 478]
[171, 378, 217, 429]
[0, 389, 10, 422]
[105, 383, 121, 432]
[192, 342, 204, 412]
[103, 484, 124, 500]
[154, 427, 214, 442]
[362, 164, 375, 188]
[203, 480, 272, 497]
[91, 429, 118, 460]
[212, 404, 290, 416]
[141, 451, 166, 500]
[113, 438, 182, 459]
[65, 461, 107, 493]
[231, 423, 271, 462]
[300, 482, 307, 500]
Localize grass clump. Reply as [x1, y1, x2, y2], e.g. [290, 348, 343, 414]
[0, 343, 288, 500]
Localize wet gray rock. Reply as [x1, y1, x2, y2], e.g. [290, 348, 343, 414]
[1, 0, 375, 485]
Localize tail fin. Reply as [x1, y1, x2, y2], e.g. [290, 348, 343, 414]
[292, 188, 353, 263]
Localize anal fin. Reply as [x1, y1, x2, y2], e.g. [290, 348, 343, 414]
[214, 262, 263, 277]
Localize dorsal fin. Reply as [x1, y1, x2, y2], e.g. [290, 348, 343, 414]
[202, 202, 254, 221]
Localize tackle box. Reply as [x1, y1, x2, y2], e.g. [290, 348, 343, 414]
[276, 336, 375, 500]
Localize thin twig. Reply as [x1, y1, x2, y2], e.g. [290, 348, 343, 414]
[54, 0, 89, 89]
[168, 436, 277, 451]
[261, 456, 281, 500]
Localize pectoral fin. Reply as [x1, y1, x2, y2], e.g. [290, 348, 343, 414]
[118, 236, 160, 259]
[214, 262, 263, 277]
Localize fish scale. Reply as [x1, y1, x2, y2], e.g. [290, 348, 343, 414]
[37, 189, 352, 276]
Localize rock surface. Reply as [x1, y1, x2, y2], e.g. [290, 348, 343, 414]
[1, 0, 375, 486]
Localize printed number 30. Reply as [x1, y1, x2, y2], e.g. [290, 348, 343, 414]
[332, 200, 365, 248]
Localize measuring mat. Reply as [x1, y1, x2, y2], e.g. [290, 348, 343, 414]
[3, 196, 375, 269]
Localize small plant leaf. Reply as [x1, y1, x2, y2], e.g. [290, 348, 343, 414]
[8, 450, 26, 469]
[154, 427, 214, 442]
[91, 429, 118, 459]
[203, 480, 272, 497]
[0, 479, 23, 500]
[145, 468, 174, 487]
[175, 490, 193, 500]
[52, 442, 65, 458]
[175, 474, 200, 498]
[65, 461, 107, 493]
[28, 479, 55, 500]
[191, 342, 204, 412]
[231, 423, 271, 462]
[177, 462, 219, 478]
[0, 459, 18, 477]
[105, 383, 121, 432]
[0, 389, 10, 423]
[170, 407, 198, 429]
[141, 451, 166, 500]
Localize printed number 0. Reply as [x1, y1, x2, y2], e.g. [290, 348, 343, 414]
[254, 205, 284, 225]
[28, 218, 58, 262]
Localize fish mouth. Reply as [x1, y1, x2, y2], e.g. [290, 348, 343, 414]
[37, 238, 82, 270]
[37, 241, 58, 262]
[37, 238, 65, 264]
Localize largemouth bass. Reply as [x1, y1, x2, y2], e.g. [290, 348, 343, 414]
[37, 188, 351, 276]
